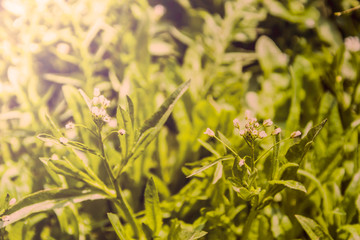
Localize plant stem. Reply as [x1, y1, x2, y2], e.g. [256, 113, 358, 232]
[97, 127, 140, 238]
[242, 206, 258, 240]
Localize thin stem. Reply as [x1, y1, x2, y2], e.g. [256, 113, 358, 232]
[335, 5, 360, 16]
[97, 127, 140, 238]
[213, 136, 251, 171]
[74, 123, 98, 137]
[214, 136, 239, 157]
[254, 137, 292, 164]
[242, 206, 258, 240]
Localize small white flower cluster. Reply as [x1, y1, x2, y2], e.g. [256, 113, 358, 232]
[233, 110, 274, 141]
[91, 88, 111, 123]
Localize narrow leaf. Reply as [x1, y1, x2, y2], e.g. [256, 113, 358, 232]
[295, 215, 333, 240]
[144, 177, 162, 236]
[269, 180, 307, 193]
[122, 80, 190, 173]
[0, 189, 107, 228]
[107, 213, 128, 240]
[186, 156, 233, 178]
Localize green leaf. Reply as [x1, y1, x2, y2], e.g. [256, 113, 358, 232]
[285, 119, 328, 165]
[255, 35, 288, 76]
[168, 220, 207, 240]
[117, 104, 135, 158]
[0, 189, 107, 228]
[122, 80, 190, 173]
[233, 187, 258, 201]
[268, 180, 307, 193]
[37, 134, 99, 156]
[144, 177, 162, 236]
[295, 215, 333, 240]
[107, 213, 128, 240]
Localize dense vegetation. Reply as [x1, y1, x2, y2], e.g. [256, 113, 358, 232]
[0, 0, 360, 239]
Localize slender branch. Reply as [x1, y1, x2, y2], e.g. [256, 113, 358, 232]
[242, 206, 258, 240]
[335, 5, 360, 16]
[97, 127, 140, 238]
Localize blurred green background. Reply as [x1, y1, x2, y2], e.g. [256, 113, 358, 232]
[0, 0, 360, 239]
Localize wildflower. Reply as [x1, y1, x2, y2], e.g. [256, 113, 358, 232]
[239, 129, 246, 135]
[93, 88, 100, 97]
[102, 115, 111, 123]
[251, 129, 258, 136]
[345, 36, 360, 52]
[92, 96, 100, 105]
[254, 122, 260, 128]
[239, 158, 245, 167]
[290, 130, 301, 138]
[233, 118, 241, 129]
[263, 119, 273, 127]
[59, 137, 69, 144]
[65, 121, 75, 130]
[204, 128, 215, 137]
[248, 117, 257, 125]
[259, 131, 267, 139]
[118, 129, 126, 135]
[9, 198, 16, 206]
[272, 128, 281, 135]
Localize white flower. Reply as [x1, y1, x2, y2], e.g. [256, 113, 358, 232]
[254, 122, 260, 128]
[102, 115, 111, 122]
[91, 106, 100, 116]
[263, 119, 273, 127]
[92, 96, 100, 105]
[252, 129, 258, 136]
[65, 121, 75, 129]
[239, 129, 246, 135]
[204, 128, 215, 137]
[9, 198, 16, 206]
[345, 36, 360, 52]
[118, 129, 126, 135]
[272, 128, 282, 135]
[59, 137, 69, 144]
[93, 88, 100, 97]
[239, 158, 245, 167]
[233, 118, 241, 128]
[290, 130, 301, 138]
[259, 131, 267, 139]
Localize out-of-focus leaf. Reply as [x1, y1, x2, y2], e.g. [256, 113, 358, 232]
[255, 35, 288, 76]
[295, 215, 333, 240]
[0, 189, 107, 228]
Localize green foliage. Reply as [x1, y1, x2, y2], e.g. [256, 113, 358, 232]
[0, 0, 359, 239]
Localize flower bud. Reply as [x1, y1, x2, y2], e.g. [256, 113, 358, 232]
[204, 128, 215, 137]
